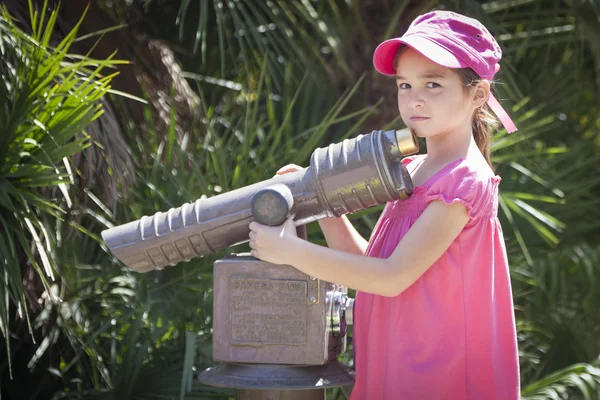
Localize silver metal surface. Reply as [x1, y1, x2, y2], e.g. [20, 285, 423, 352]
[344, 297, 354, 327]
[328, 290, 347, 337]
[101, 129, 418, 272]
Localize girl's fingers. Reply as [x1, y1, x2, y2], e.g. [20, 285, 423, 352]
[276, 164, 302, 175]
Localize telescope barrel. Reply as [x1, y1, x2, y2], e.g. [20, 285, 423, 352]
[101, 129, 418, 272]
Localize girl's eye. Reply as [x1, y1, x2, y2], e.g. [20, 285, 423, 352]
[398, 83, 410, 89]
[426, 82, 441, 88]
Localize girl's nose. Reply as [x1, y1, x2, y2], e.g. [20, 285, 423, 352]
[408, 93, 424, 109]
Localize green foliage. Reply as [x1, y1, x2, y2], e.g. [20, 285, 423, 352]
[0, 0, 127, 378]
[522, 361, 600, 400]
[515, 245, 600, 377]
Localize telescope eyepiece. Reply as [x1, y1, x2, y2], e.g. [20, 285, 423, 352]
[251, 184, 295, 226]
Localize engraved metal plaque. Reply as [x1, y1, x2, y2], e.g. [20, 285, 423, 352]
[213, 255, 346, 365]
[230, 279, 307, 345]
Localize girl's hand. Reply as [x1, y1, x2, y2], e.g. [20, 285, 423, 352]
[248, 218, 298, 265]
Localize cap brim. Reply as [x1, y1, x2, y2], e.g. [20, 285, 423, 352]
[373, 35, 468, 76]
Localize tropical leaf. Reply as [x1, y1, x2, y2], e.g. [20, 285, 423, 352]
[522, 361, 600, 400]
[0, 0, 126, 379]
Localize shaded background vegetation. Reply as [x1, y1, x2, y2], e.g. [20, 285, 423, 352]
[1, 0, 599, 398]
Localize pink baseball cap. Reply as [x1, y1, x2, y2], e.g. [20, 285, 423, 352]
[373, 10, 517, 133]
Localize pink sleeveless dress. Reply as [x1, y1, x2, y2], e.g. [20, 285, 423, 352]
[350, 154, 520, 400]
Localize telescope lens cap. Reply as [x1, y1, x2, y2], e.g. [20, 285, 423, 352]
[251, 184, 295, 226]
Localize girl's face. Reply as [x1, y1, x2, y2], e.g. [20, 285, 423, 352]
[395, 48, 475, 139]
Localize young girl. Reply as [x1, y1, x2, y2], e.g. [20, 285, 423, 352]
[249, 10, 519, 399]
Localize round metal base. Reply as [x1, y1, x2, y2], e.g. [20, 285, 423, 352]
[236, 388, 325, 400]
[198, 360, 355, 390]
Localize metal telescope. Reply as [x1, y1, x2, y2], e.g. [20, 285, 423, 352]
[101, 129, 418, 399]
[101, 129, 418, 272]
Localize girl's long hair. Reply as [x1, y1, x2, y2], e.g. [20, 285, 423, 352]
[455, 68, 498, 167]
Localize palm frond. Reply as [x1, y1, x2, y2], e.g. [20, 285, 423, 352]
[522, 361, 600, 400]
[0, 0, 126, 377]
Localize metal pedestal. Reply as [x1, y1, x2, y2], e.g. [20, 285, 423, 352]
[237, 389, 324, 400]
[199, 360, 354, 399]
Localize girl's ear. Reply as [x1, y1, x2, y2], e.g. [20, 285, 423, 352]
[472, 80, 491, 109]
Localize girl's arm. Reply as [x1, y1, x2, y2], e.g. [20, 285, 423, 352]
[249, 200, 470, 297]
[318, 216, 368, 256]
